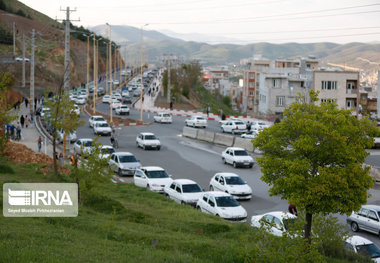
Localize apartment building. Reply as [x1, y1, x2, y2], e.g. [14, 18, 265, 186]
[208, 67, 229, 93]
[313, 70, 359, 115]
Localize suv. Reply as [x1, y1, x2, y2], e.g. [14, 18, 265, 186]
[221, 120, 247, 134]
[347, 205, 380, 236]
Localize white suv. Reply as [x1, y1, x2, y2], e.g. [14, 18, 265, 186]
[136, 132, 161, 150]
[221, 120, 247, 134]
[164, 179, 203, 206]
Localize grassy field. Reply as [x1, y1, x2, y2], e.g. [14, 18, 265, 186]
[0, 160, 370, 263]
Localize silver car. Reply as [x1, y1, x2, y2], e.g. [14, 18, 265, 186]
[347, 205, 380, 236]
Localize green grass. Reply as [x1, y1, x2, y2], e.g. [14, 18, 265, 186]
[0, 160, 370, 262]
[194, 86, 238, 116]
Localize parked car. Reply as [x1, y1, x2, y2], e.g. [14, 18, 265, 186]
[196, 192, 247, 222]
[75, 96, 86, 105]
[209, 173, 252, 200]
[250, 212, 297, 237]
[15, 56, 30, 62]
[93, 121, 112, 136]
[347, 205, 380, 235]
[136, 132, 161, 150]
[73, 138, 94, 156]
[108, 152, 141, 176]
[185, 116, 207, 128]
[153, 112, 172, 123]
[252, 121, 269, 130]
[72, 104, 80, 115]
[99, 145, 115, 160]
[218, 117, 243, 126]
[221, 147, 254, 168]
[134, 166, 173, 193]
[89, 115, 106, 128]
[221, 120, 247, 134]
[102, 95, 111, 103]
[115, 105, 130, 115]
[345, 235, 380, 262]
[57, 129, 77, 144]
[241, 130, 259, 139]
[164, 179, 203, 206]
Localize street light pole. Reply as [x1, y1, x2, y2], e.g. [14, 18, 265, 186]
[107, 23, 113, 124]
[93, 34, 96, 114]
[86, 35, 89, 100]
[106, 42, 108, 95]
[140, 24, 148, 122]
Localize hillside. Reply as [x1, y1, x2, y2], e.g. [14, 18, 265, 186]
[0, 0, 121, 98]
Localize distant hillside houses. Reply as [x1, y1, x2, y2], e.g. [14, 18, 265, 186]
[203, 55, 378, 119]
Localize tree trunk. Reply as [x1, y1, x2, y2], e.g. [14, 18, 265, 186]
[304, 212, 313, 244]
[52, 129, 58, 177]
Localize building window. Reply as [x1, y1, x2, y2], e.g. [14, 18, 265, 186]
[321, 98, 337, 103]
[276, 96, 285, 107]
[273, 79, 281, 88]
[249, 91, 254, 96]
[249, 73, 254, 79]
[321, 81, 337, 90]
[249, 82, 254, 87]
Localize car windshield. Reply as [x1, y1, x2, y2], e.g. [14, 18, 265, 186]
[145, 135, 157, 140]
[98, 123, 109, 127]
[356, 244, 380, 258]
[146, 170, 169, 178]
[258, 122, 267, 125]
[234, 150, 249, 156]
[196, 117, 205, 120]
[225, 176, 245, 185]
[95, 117, 105, 121]
[121, 106, 128, 109]
[282, 218, 296, 231]
[163, 114, 170, 117]
[215, 196, 240, 207]
[119, 155, 137, 163]
[235, 121, 245, 125]
[101, 148, 115, 154]
[83, 141, 93, 147]
[182, 184, 202, 193]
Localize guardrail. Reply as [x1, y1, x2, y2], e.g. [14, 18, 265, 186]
[182, 126, 255, 152]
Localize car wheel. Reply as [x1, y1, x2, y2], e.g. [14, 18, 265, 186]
[118, 168, 122, 176]
[351, 222, 359, 232]
[233, 162, 237, 168]
[165, 194, 170, 199]
[157, 146, 160, 151]
[127, 112, 130, 116]
[181, 201, 186, 205]
[222, 157, 226, 164]
[222, 128, 225, 133]
[143, 144, 146, 150]
[196, 206, 201, 211]
[249, 164, 253, 168]
[210, 185, 214, 191]
[146, 184, 150, 191]
[215, 214, 219, 217]
[232, 130, 235, 135]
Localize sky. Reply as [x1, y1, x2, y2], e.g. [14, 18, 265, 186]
[18, 0, 380, 44]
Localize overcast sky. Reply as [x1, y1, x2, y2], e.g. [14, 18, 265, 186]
[19, 0, 380, 44]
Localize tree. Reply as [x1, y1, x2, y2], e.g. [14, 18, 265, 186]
[0, 72, 16, 156]
[253, 90, 379, 243]
[43, 87, 82, 177]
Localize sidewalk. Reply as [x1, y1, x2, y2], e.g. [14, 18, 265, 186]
[10, 101, 55, 157]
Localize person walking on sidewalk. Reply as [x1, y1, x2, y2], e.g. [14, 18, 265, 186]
[25, 115, 30, 128]
[20, 115, 25, 128]
[59, 153, 64, 166]
[25, 97, 29, 108]
[37, 136, 42, 153]
[16, 123, 21, 141]
[170, 100, 173, 111]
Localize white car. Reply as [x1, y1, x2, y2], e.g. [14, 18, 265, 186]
[109, 152, 141, 176]
[72, 104, 80, 115]
[185, 116, 207, 128]
[250, 212, 297, 237]
[241, 130, 259, 139]
[57, 129, 77, 144]
[40, 107, 50, 118]
[93, 121, 112, 136]
[102, 95, 111, 104]
[134, 166, 173, 193]
[196, 192, 247, 222]
[75, 97, 86, 105]
[89, 115, 106, 128]
[73, 138, 94, 156]
[209, 173, 252, 200]
[113, 94, 122, 101]
[164, 179, 203, 206]
[136, 132, 161, 150]
[15, 56, 30, 62]
[221, 147, 254, 168]
[112, 100, 122, 110]
[252, 121, 269, 130]
[153, 112, 172, 124]
[99, 145, 115, 160]
[221, 120, 247, 134]
[345, 235, 380, 262]
[218, 117, 243, 125]
[115, 105, 130, 115]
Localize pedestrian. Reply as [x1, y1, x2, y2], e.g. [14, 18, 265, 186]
[25, 97, 28, 108]
[59, 153, 64, 166]
[25, 115, 30, 128]
[247, 121, 252, 132]
[206, 106, 210, 118]
[16, 123, 21, 141]
[170, 100, 173, 111]
[288, 204, 298, 216]
[20, 115, 25, 128]
[34, 97, 37, 107]
[10, 124, 15, 139]
[37, 136, 42, 153]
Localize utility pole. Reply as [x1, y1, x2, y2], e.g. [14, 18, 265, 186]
[93, 34, 96, 113]
[22, 33, 25, 88]
[106, 42, 108, 95]
[167, 55, 171, 104]
[86, 35, 89, 100]
[107, 23, 113, 124]
[13, 22, 16, 57]
[30, 29, 35, 117]
[58, 7, 79, 92]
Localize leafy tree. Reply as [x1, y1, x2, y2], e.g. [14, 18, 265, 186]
[253, 90, 379, 243]
[43, 87, 82, 177]
[222, 96, 231, 108]
[0, 72, 16, 156]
